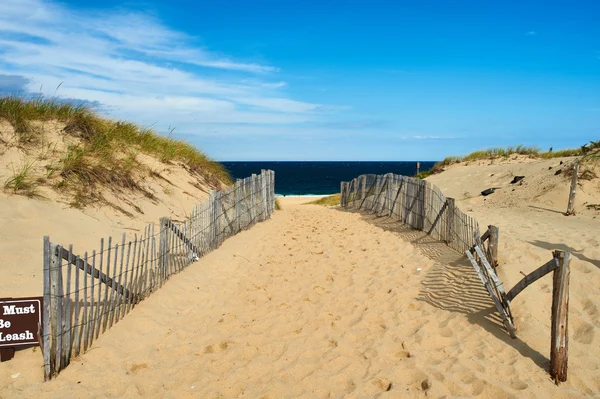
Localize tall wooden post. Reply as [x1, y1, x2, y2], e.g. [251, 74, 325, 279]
[361, 176, 366, 208]
[235, 179, 242, 232]
[416, 161, 420, 176]
[208, 191, 217, 248]
[550, 250, 571, 384]
[158, 217, 169, 281]
[566, 162, 579, 216]
[43, 236, 53, 380]
[445, 198, 455, 244]
[250, 174, 257, 222]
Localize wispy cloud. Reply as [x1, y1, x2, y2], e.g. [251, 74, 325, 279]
[0, 0, 336, 134]
[526, 31, 537, 36]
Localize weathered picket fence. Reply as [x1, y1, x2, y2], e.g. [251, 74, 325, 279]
[41, 170, 275, 380]
[341, 172, 572, 383]
[340, 173, 480, 254]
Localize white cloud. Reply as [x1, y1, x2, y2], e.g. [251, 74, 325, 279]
[0, 0, 332, 133]
[526, 31, 537, 36]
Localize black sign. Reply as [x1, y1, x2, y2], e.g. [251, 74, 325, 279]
[0, 297, 43, 347]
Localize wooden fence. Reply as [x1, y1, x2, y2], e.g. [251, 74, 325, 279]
[41, 170, 275, 380]
[341, 173, 572, 383]
[340, 173, 480, 254]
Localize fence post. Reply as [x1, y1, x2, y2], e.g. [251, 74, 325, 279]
[49, 243, 62, 374]
[361, 175, 366, 208]
[261, 170, 267, 220]
[566, 162, 579, 216]
[250, 174, 257, 222]
[445, 198, 455, 244]
[43, 237, 53, 380]
[340, 182, 346, 208]
[270, 170, 275, 216]
[158, 217, 169, 281]
[235, 179, 242, 232]
[550, 250, 571, 384]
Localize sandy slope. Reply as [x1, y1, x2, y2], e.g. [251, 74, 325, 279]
[3, 191, 599, 398]
[0, 120, 218, 298]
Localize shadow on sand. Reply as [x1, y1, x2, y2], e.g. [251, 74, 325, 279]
[528, 239, 600, 269]
[340, 208, 550, 371]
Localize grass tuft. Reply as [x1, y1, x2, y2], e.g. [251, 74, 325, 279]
[307, 194, 340, 206]
[3, 159, 39, 197]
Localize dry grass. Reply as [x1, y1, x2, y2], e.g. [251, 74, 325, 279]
[307, 194, 340, 206]
[425, 145, 586, 176]
[0, 95, 232, 205]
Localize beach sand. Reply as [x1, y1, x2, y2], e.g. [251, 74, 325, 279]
[2, 159, 600, 398]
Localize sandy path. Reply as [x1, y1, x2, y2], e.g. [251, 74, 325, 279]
[3, 199, 598, 398]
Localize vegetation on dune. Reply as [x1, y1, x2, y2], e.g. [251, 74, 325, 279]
[419, 143, 596, 177]
[0, 95, 232, 208]
[307, 194, 340, 206]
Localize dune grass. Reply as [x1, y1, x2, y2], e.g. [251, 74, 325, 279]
[3, 159, 38, 197]
[0, 95, 232, 201]
[423, 144, 585, 177]
[307, 194, 340, 206]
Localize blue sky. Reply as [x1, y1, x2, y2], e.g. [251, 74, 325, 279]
[0, 0, 598, 161]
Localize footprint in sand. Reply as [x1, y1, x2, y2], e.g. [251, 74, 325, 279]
[573, 320, 595, 344]
[203, 341, 231, 354]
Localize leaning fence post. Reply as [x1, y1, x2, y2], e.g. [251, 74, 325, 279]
[565, 162, 579, 216]
[550, 250, 571, 384]
[445, 198, 455, 244]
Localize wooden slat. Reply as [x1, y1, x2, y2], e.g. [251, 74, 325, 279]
[127, 234, 139, 314]
[63, 245, 73, 367]
[116, 239, 131, 322]
[466, 249, 516, 338]
[474, 246, 508, 298]
[108, 237, 123, 328]
[101, 237, 112, 334]
[92, 241, 101, 342]
[72, 254, 81, 358]
[84, 251, 93, 351]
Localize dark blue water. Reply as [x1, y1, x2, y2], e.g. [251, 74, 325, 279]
[221, 161, 435, 196]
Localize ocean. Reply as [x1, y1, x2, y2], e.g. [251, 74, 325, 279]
[221, 161, 436, 196]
